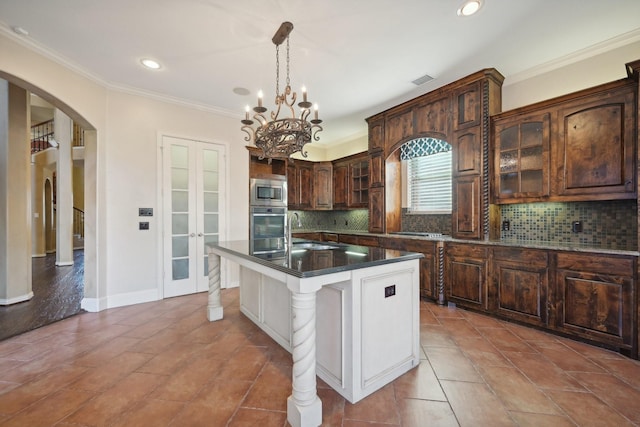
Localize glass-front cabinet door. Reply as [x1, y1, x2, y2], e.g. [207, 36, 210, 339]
[493, 112, 550, 202]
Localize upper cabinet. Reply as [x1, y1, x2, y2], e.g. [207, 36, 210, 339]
[492, 78, 637, 204]
[366, 69, 505, 238]
[332, 152, 369, 210]
[287, 160, 314, 210]
[493, 112, 551, 202]
[557, 87, 635, 198]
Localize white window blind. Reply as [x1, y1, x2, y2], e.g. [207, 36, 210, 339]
[408, 151, 452, 213]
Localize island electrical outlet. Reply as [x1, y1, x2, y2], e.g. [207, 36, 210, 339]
[385, 285, 396, 298]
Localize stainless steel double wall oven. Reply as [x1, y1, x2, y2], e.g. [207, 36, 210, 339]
[249, 176, 287, 255]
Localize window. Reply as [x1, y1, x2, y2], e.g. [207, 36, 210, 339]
[401, 137, 452, 214]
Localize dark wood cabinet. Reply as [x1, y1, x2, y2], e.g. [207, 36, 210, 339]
[365, 69, 504, 236]
[287, 160, 332, 210]
[338, 234, 378, 247]
[453, 81, 481, 130]
[368, 186, 384, 233]
[368, 118, 385, 152]
[452, 175, 481, 239]
[287, 161, 313, 210]
[312, 162, 333, 210]
[369, 152, 384, 188]
[414, 96, 450, 136]
[556, 86, 636, 199]
[492, 78, 636, 204]
[247, 146, 286, 178]
[332, 152, 368, 209]
[385, 108, 414, 148]
[382, 237, 440, 300]
[349, 159, 369, 208]
[489, 247, 549, 327]
[445, 243, 488, 310]
[553, 252, 635, 353]
[332, 162, 348, 209]
[452, 127, 482, 176]
[492, 112, 551, 202]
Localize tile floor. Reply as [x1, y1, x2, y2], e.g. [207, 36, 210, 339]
[1, 288, 639, 426]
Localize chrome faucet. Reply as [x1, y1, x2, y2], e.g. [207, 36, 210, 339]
[287, 212, 301, 249]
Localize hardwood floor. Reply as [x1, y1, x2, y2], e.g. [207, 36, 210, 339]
[0, 250, 84, 341]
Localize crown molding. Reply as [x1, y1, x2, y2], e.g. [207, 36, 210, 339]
[0, 22, 240, 120]
[506, 28, 640, 85]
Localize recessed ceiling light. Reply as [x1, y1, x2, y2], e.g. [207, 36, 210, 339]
[140, 58, 161, 70]
[233, 87, 250, 96]
[457, 0, 482, 16]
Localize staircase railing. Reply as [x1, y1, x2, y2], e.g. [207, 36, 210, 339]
[31, 119, 54, 153]
[73, 207, 84, 238]
[31, 120, 85, 153]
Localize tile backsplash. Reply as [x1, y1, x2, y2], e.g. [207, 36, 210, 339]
[292, 200, 637, 251]
[499, 200, 637, 250]
[292, 209, 369, 231]
[401, 210, 452, 235]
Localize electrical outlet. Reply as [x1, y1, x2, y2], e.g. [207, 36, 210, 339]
[138, 208, 153, 216]
[501, 220, 510, 231]
[139, 222, 149, 230]
[572, 221, 583, 233]
[385, 285, 396, 298]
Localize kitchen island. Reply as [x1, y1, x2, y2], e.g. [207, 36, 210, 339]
[206, 240, 423, 427]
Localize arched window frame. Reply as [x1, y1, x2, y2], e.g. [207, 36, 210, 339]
[400, 137, 452, 214]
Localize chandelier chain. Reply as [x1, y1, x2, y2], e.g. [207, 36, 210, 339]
[275, 43, 280, 98]
[286, 36, 291, 88]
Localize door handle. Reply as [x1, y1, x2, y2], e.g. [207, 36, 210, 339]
[198, 233, 204, 237]
[190, 233, 195, 237]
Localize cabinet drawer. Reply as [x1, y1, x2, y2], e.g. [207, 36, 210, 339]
[446, 243, 487, 259]
[358, 236, 379, 247]
[493, 247, 547, 267]
[556, 253, 634, 276]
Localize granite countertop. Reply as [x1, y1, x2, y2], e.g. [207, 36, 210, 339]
[292, 229, 639, 256]
[207, 239, 424, 278]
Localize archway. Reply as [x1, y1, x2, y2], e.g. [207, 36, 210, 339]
[0, 70, 97, 332]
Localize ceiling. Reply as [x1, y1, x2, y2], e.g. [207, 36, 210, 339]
[1, 0, 640, 145]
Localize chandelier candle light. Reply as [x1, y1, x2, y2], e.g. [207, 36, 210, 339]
[241, 21, 322, 160]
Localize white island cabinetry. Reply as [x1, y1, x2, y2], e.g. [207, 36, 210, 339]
[239, 260, 420, 404]
[206, 241, 422, 427]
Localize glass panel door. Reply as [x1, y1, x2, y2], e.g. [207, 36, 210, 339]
[162, 136, 226, 298]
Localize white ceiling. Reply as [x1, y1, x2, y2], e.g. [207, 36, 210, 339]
[1, 0, 640, 145]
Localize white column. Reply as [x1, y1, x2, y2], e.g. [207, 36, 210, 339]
[207, 250, 223, 321]
[287, 289, 322, 427]
[54, 109, 74, 266]
[31, 159, 45, 257]
[0, 80, 33, 305]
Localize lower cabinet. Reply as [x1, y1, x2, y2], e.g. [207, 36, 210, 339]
[553, 252, 635, 354]
[445, 243, 488, 310]
[382, 237, 440, 300]
[442, 242, 636, 357]
[489, 248, 549, 327]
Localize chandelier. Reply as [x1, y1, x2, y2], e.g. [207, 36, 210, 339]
[241, 22, 322, 160]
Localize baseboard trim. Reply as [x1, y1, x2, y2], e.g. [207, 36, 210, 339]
[81, 288, 160, 312]
[0, 292, 34, 306]
[55, 261, 74, 267]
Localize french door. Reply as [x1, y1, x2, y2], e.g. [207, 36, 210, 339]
[162, 135, 226, 298]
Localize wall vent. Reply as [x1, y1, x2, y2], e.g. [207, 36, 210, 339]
[411, 73, 434, 86]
